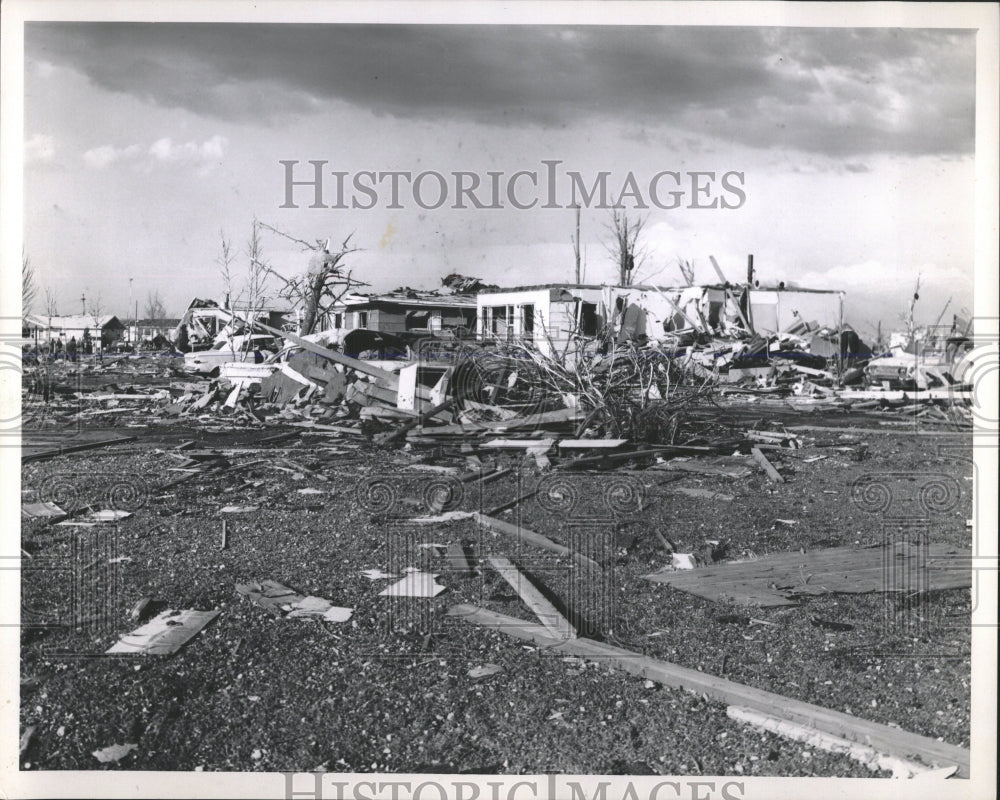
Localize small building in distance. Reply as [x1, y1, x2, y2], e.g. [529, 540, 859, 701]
[126, 318, 182, 346]
[23, 314, 126, 351]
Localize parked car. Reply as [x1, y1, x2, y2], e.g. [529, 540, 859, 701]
[183, 335, 278, 376]
[218, 345, 298, 385]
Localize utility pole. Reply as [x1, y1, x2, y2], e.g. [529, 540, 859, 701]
[129, 277, 134, 344]
[80, 293, 86, 315]
[573, 204, 581, 284]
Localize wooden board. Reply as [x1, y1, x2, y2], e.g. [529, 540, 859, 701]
[642, 542, 973, 606]
[482, 438, 555, 450]
[22, 434, 138, 462]
[472, 513, 599, 571]
[750, 446, 784, 483]
[558, 439, 629, 449]
[488, 556, 575, 640]
[447, 603, 970, 777]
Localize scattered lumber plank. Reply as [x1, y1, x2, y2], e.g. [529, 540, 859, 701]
[485, 488, 539, 517]
[557, 439, 628, 449]
[472, 513, 599, 571]
[750, 446, 784, 483]
[447, 604, 970, 777]
[22, 436, 139, 463]
[418, 407, 579, 437]
[374, 399, 456, 446]
[482, 438, 555, 450]
[559, 443, 742, 470]
[446, 542, 475, 576]
[487, 555, 575, 640]
[642, 541, 972, 606]
[726, 706, 939, 778]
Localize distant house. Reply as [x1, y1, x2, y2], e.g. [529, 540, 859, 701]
[23, 314, 126, 350]
[127, 318, 182, 345]
[476, 282, 845, 355]
[322, 289, 477, 340]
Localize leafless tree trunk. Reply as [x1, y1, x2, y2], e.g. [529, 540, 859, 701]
[258, 222, 365, 336]
[216, 231, 236, 310]
[87, 294, 104, 325]
[144, 289, 167, 320]
[44, 287, 59, 318]
[676, 257, 695, 287]
[605, 208, 647, 287]
[243, 218, 270, 347]
[87, 294, 105, 351]
[23, 251, 37, 314]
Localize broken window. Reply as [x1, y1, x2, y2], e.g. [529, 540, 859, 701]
[579, 302, 598, 336]
[405, 309, 430, 330]
[521, 304, 535, 338]
[488, 305, 513, 337]
[707, 301, 723, 328]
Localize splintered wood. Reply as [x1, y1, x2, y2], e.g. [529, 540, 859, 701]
[642, 541, 973, 607]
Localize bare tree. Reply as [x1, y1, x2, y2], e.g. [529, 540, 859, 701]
[44, 286, 58, 318]
[676, 257, 695, 287]
[213, 220, 272, 352]
[87, 293, 104, 324]
[144, 289, 167, 320]
[906, 274, 922, 341]
[87, 293, 105, 351]
[258, 222, 366, 335]
[242, 218, 270, 341]
[605, 208, 647, 287]
[23, 251, 38, 314]
[216, 230, 237, 309]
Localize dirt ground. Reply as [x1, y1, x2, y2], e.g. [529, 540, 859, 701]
[19, 396, 973, 777]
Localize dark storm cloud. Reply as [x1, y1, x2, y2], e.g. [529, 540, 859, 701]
[26, 23, 974, 157]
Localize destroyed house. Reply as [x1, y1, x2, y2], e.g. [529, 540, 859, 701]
[322, 290, 477, 338]
[476, 282, 846, 354]
[174, 298, 291, 348]
[663, 284, 845, 336]
[477, 284, 686, 355]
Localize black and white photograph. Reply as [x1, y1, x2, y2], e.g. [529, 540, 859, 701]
[2, 2, 997, 798]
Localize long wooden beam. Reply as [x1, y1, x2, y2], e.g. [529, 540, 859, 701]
[487, 555, 576, 641]
[447, 604, 970, 777]
[472, 513, 599, 571]
[22, 436, 138, 463]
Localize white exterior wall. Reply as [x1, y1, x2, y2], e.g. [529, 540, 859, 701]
[602, 286, 679, 340]
[748, 290, 843, 334]
[477, 287, 606, 355]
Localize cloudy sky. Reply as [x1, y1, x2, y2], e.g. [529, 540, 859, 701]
[23, 20, 977, 335]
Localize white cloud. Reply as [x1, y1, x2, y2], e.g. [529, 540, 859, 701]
[83, 143, 141, 168]
[33, 59, 57, 78]
[83, 135, 227, 170]
[25, 134, 56, 164]
[149, 134, 228, 163]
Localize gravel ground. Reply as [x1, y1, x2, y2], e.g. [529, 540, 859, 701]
[19, 413, 973, 776]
